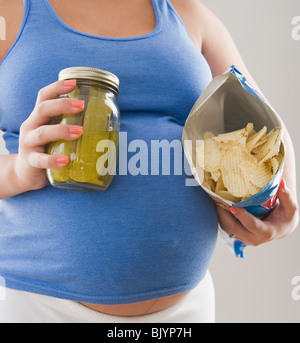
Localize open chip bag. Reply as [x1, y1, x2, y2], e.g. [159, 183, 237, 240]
[182, 66, 285, 258]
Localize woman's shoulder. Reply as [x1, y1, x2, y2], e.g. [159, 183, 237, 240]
[170, 0, 207, 16]
[169, 0, 216, 52]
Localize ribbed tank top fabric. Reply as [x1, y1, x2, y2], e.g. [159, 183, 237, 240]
[0, 0, 218, 304]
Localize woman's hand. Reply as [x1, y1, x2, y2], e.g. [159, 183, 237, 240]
[216, 179, 299, 246]
[14, 80, 84, 191]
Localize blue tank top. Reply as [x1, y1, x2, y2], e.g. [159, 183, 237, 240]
[0, 0, 218, 304]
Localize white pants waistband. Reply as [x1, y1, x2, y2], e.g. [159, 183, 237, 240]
[0, 272, 215, 323]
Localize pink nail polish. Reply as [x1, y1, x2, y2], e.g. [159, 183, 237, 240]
[229, 207, 238, 215]
[63, 80, 77, 87]
[280, 178, 287, 191]
[56, 156, 69, 164]
[69, 126, 83, 135]
[71, 100, 85, 109]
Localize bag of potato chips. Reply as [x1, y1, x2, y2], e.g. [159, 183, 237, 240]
[182, 66, 285, 258]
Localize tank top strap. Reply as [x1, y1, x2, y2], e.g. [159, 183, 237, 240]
[153, 0, 192, 39]
[25, 0, 62, 25]
[25, 0, 48, 13]
[152, 0, 173, 20]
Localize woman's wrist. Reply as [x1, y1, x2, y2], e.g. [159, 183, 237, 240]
[0, 154, 42, 199]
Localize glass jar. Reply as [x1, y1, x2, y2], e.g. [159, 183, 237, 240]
[47, 67, 120, 191]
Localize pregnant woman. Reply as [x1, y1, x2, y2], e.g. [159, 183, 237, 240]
[0, 0, 298, 323]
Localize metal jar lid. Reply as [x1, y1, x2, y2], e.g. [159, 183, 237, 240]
[59, 67, 120, 94]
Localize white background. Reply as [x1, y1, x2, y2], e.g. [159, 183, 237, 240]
[0, 0, 299, 323]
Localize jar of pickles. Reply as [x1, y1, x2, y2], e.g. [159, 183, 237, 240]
[47, 67, 120, 191]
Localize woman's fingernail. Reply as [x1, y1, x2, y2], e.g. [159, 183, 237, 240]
[71, 100, 85, 109]
[69, 126, 83, 135]
[280, 178, 287, 191]
[63, 80, 77, 87]
[56, 156, 69, 165]
[229, 207, 238, 215]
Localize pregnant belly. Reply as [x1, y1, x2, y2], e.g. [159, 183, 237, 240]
[0, 115, 218, 306]
[80, 291, 189, 316]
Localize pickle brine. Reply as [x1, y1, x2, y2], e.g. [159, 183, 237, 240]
[47, 67, 120, 191]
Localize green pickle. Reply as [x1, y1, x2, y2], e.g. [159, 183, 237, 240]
[69, 87, 113, 184]
[47, 87, 82, 183]
[47, 73, 120, 191]
[47, 140, 71, 183]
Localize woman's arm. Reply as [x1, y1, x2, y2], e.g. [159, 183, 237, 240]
[198, 2, 297, 198]
[0, 154, 34, 199]
[0, 2, 84, 199]
[0, 81, 85, 200]
[176, 0, 299, 245]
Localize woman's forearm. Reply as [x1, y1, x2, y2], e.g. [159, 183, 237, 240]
[282, 125, 297, 200]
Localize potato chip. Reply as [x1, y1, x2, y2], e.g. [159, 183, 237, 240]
[268, 157, 279, 177]
[251, 136, 268, 150]
[202, 181, 213, 191]
[215, 190, 242, 203]
[220, 146, 260, 198]
[211, 170, 221, 182]
[196, 123, 283, 203]
[252, 128, 282, 164]
[275, 153, 284, 167]
[203, 172, 216, 191]
[239, 160, 272, 189]
[268, 153, 283, 177]
[213, 128, 247, 145]
[205, 171, 214, 181]
[196, 140, 204, 169]
[203, 131, 215, 140]
[215, 175, 226, 193]
[203, 139, 222, 172]
[196, 138, 223, 173]
[246, 126, 267, 150]
[246, 123, 255, 137]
